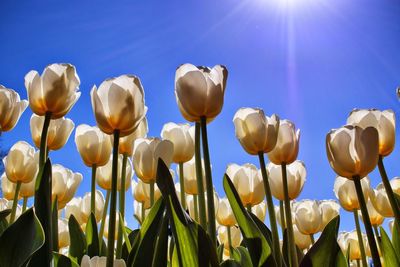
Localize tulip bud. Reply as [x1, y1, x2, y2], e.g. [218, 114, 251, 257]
[358, 200, 384, 226]
[132, 179, 161, 209]
[81, 255, 126, 267]
[75, 124, 112, 167]
[65, 197, 85, 225]
[294, 199, 323, 235]
[132, 137, 173, 183]
[82, 190, 105, 223]
[52, 164, 82, 209]
[91, 75, 146, 137]
[319, 200, 340, 229]
[334, 176, 370, 211]
[326, 125, 379, 179]
[267, 160, 306, 201]
[176, 157, 206, 195]
[217, 225, 242, 251]
[161, 122, 194, 163]
[0, 85, 28, 132]
[1, 173, 17, 200]
[24, 63, 81, 119]
[226, 163, 265, 207]
[293, 224, 312, 250]
[252, 201, 267, 222]
[175, 64, 228, 122]
[19, 176, 36, 198]
[369, 183, 394, 217]
[268, 119, 300, 165]
[347, 109, 395, 156]
[233, 108, 280, 155]
[3, 141, 38, 184]
[96, 154, 133, 191]
[119, 117, 148, 156]
[58, 218, 70, 248]
[216, 198, 236, 227]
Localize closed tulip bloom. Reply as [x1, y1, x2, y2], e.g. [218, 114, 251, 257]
[3, 141, 38, 184]
[217, 226, 242, 250]
[176, 157, 206, 195]
[226, 163, 265, 207]
[293, 225, 312, 250]
[161, 122, 194, 163]
[267, 160, 306, 201]
[334, 176, 370, 211]
[58, 218, 70, 248]
[326, 125, 379, 179]
[24, 63, 80, 119]
[294, 199, 323, 235]
[253, 201, 267, 222]
[1, 173, 17, 200]
[0, 85, 28, 132]
[359, 201, 384, 226]
[81, 255, 126, 267]
[233, 108, 280, 155]
[369, 183, 394, 217]
[19, 176, 36, 198]
[216, 198, 236, 227]
[132, 179, 161, 209]
[82, 190, 105, 223]
[30, 114, 74, 150]
[96, 154, 133, 191]
[119, 117, 148, 156]
[132, 137, 173, 183]
[91, 75, 146, 137]
[65, 197, 85, 225]
[347, 109, 395, 156]
[52, 164, 82, 209]
[319, 200, 340, 229]
[268, 119, 300, 165]
[75, 124, 112, 167]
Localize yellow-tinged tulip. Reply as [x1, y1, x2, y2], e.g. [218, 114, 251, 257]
[161, 122, 194, 163]
[132, 179, 161, 209]
[81, 255, 126, 267]
[3, 141, 38, 184]
[65, 197, 85, 225]
[294, 199, 323, 235]
[369, 183, 394, 217]
[119, 117, 148, 156]
[390, 177, 400, 194]
[19, 176, 36, 198]
[226, 163, 265, 207]
[293, 224, 312, 250]
[176, 157, 206, 195]
[267, 160, 306, 201]
[217, 226, 242, 250]
[345, 230, 366, 260]
[82, 190, 105, 223]
[132, 137, 173, 183]
[96, 154, 133, 191]
[358, 200, 384, 226]
[319, 200, 340, 229]
[58, 218, 70, 248]
[1, 174, 17, 200]
[187, 190, 219, 221]
[24, 63, 81, 119]
[233, 108, 280, 155]
[216, 198, 236, 227]
[326, 125, 379, 179]
[334, 176, 370, 211]
[253, 201, 267, 222]
[347, 109, 395, 156]
[268, 119, 300, 165]
[75, 124, 112, 167]
[0, 85, 28, 132]
[90, 75, 146, 137]
[52, 164, 82, 209]
[30, 114, 74, 151]
[175, 64, 228, 122]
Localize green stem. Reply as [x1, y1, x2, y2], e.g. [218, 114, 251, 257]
[310, 234, 315, 245]
[227, 226, 233, 259]
[179, 162, 186, 210]
[280, 200, 286, 228]
[282, 163, 298, 267]
[353, 176, 381, 267]
[246, 204, 252, 213]
[193, 194, 199, 221]
[150, 181, 155, 207]
[52, 198, 59, 253]
[141, 202, 145, 224]
[106, 130, 120, 267]
[258, 152, 281, 267]
[373, 225, 382, 252]
[22, 197, 28, 212]
[353, 209, 367, 267]
[91, 165, 97, 215]
[99, 190, 110, 247]
[10, 181, 21, 223]
[195, 122, 207, 229]
[116, 154, 128, 259]
[357, 259, 361, 267]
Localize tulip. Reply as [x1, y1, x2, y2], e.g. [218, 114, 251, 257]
[268, 119, 300, 165]
[82, 190, 105, 223]
[359, 201, 384, 226]
[104, 214, 124, 240]
[217, 225, 242, 253]
[58, 218, 70, 249]
[52, 164, 82, 209]
[132, 179, 161, 209]
[369, 183, 394, 218]
[216, 198, 236, 227]
[293, 225, 312, 250]
[81, 255, 126, 267]
[176, 157, 207, 199]
[65, 197, 85, 225]
[1, 173, 17, 200]
[187, 190, 219, 222]
[161, 122, 195, 163]
[294, 200, 323, 243]
[253, 201, 267, 222]
[0, 85, 28, 132]
[133, 200, 149, 225]
[319, 200, 340, 229]
[96, 155, 133, 192]
[346, 230, 367, 261]
[333, 176, 370, 212]
[19, 176, 36, 211]
[119, 117, 148, 156]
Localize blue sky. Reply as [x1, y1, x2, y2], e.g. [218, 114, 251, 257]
[1, 0, 399, 233]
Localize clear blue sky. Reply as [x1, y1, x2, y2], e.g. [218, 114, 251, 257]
[1, 0, 399, 233]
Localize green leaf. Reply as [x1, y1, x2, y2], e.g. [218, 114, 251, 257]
[85, 213, 99, 257]
[0, 209, 11, 236]
[392, 219, 400, 255]
[52, 198, 59, 252]
[223, 174, 272, 267]
[236, 246, 252, 267]
[217, 244, 224, 263]
[0, 208, 44, 267]
[335, 247, 347, 267]
[152, 213, 169, 267]
[220, 259, 242, 267]
[53, 252, 79, 267]
[299, 216, 340, 267]
[68, 214, 87, 264]
[380, 226, 400, 266]
[122, 229, 139, 262]
[119, 213, 131, 253]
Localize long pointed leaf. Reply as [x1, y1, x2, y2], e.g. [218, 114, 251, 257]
[85, 213, 99, 257]
[380, 226, 400, 266]
[68, 214, 87, 264]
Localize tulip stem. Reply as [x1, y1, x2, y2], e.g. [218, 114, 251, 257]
[353, 209, 367, 267]
[373, 225, 382, 252]
[282, 163, 298, 267]
[280, 200, 286, 228]
[99, 189, 110, 249]
[356, 259, 361, 267]
[91, 164, 97, 215]
[377, 156, 400, 226]
[353, 176, 381, 267]
[227, 226, 233, 259]
[193, 194, 199, 221]
[150, 181, 155, 207]
[200, 116, 217, 247]
[10, 181, 21, 223]
[22, 197, 28, 212]
[106, 130, 120, 267]
[309, 234, 315, 245]
[179, 162, 186, 210]
[258, 152, 282, 267]
[195, 122, 207, 230]
[141, 202, 145, 224]
[116, 154, 128, 259]
[52, 198, 59, 253]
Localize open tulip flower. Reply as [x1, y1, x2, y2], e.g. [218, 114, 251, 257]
[294, 200, 323, 241]
[0, 85, 28, 133]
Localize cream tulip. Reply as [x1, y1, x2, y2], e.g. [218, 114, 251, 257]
[3, 141, 38, 184]
[226, 163, 265, 207]
[216, 198, 236, 227]
[161, 122, 194, 163]
[187, 190, 219, 221]
[268, 119, 300, 165]
[294, 199, 323, 235]
[58, 218, 70, 248]
[345, 230, 365, 260]
[253, 201, 267, 222]
[65, 197, 85, 225]
[81, 255, 126, 267]
[359, 200, 384, 226]
[233, 108, 280, 155]
[337, 231, 348, 253]
[390, 177, 400, 194]
[369, 183, 394, 217]
[1, 173, 17, 200]
[347, 109, 395, 156]
[217, 226, 242, 250]
[19, 176, 36, 198]
[96, 154, 133, 191]
[0, 199, 22, 221]
[293, 224, 312, 250]
[333, 176, 370, 211]
[175, 64, 228, 122]
[267, 160, 306, 201]
[275, 205, 295, 227]
[132, 179, 161, 209]
[75, 124, 112, 167]
[319, 200, 340, 229]
[132, 137, 173, 183]
[82, 190, 105, 223]
[24, 63, 80, 119]
[0, 85, 28, 132]
[119, 117, 148, 156]
[176, 157, 206, 195]
[90, 75, 146, 137]
[326, 125, 379, 179]
[52, 164, 82, 209]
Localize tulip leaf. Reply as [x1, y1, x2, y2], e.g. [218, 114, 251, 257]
[220, 259, 242, 267]
[0, 208, 44, 267]
[223, 174, 273, 267]
[380, 226, 400, 266]
[299, 216, 340, 267]
[0, 209, 11, 236]
[392, 219, 400, 255]
[122, 229, 139, 262]
[334, 247, 347, 267]
[217, 244, 224, 262]
[85, 213, 99, 257]
[52, 198, 59, 252]
[68, 214, 87, 264]
[53, 252, 79, 267]
[152, 213, 169, 267]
